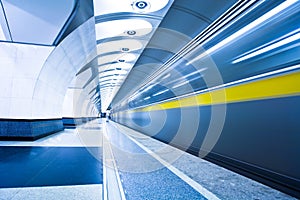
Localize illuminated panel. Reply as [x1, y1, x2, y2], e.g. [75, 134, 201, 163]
[97, 39, 144, 55]
[99, 70, 128, 77]
[96, 19, 152, 40]
[94, 0, 169, 16]
[98, 53, 137, 65]
[99, 63, 132, 73]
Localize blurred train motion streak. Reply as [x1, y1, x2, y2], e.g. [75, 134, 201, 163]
[110, 0, 300, 197]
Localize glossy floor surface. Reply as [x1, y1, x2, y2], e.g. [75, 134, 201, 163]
[0, 119, 296, 199]
[103, 120, 296, 200]
[0, 121, 103, 200]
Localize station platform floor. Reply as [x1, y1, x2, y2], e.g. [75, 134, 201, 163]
[0, 119, 296, 200]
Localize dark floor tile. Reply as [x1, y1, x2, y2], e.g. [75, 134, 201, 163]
[0, 146, 103, 188]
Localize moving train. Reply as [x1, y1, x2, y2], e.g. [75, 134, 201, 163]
[109, 0, 300, 197]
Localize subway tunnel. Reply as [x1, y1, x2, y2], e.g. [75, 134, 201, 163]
[0, 0, 299, 199]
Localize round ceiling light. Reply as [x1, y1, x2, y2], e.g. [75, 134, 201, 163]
[126, 30, 137, 36]
[132, 1, 151, 12]
[131, 0, 169, 13]
[121, 47, 130, 52]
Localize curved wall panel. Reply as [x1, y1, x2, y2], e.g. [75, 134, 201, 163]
[33, 17, 97, 118]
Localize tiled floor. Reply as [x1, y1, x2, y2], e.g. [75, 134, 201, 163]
[0, 119, 297, 200]
[0, 120, 103, 200]
[104, 121, 297, 200]
[0, 185, 102, 200]
[104, 123, 206, 200]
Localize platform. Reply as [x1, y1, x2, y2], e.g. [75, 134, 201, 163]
[0, 119, 295, 199]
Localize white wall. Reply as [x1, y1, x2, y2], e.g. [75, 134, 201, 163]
[0, 42, 54, 118]
[0, 17, 98, 119]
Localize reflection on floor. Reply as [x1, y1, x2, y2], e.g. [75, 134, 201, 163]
[0, 146, 102, 188]
[0, 119, 296, 200]
[103, 120, 296, 200]
[0, 120, 103, 200]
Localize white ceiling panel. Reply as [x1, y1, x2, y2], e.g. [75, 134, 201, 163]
[96, 19, 152, 40]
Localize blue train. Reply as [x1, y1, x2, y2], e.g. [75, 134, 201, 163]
[110, 0, 300, 197]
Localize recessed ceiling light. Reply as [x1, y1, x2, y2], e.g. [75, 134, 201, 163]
[121, 47, 130, 52]
[126, 30, 137, 35]
[132, 0, 151, 12]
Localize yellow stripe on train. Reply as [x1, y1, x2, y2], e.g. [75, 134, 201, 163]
[135, 71, 300, 112]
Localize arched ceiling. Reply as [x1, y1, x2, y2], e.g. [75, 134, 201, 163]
[93, 0, 174, 112]
[0, 0, 243, 114]
[110, 0, 237, 109]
